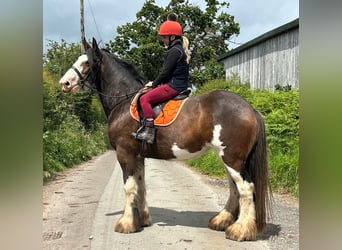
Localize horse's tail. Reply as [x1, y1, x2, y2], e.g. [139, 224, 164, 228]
[246, 110, 272, 232]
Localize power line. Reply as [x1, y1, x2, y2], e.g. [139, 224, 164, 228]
[86, 0, 103, 44]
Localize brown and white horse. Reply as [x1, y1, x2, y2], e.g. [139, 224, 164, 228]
[59, 38, 271, 241]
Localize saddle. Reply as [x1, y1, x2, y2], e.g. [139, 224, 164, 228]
[130, 88, 191, 126]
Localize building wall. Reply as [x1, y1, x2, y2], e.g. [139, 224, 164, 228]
[221, 27, 299, 90]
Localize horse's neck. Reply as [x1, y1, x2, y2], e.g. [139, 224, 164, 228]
[97, 80, 131, 118]
[97, 53, 143, 117]
[98, 58, 141, 117]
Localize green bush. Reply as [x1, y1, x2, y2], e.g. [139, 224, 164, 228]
[188, 150, 226, 178]
[43, 39, 82, 77]
[43, 40, 109, 180]
[43, 69, 108, 178]
[43, 115, 107, 173]
[188, 78, 299, 197]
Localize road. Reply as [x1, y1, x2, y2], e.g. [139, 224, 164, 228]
[43, 150, 299, 250]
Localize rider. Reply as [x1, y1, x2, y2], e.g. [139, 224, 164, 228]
[135, 14, 191, 144]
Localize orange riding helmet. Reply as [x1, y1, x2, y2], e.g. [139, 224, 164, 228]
[158, 20, 182, 36]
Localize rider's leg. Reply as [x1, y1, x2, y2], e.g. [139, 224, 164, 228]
[136, 84, 179, 144]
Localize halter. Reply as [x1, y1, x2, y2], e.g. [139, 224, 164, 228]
[71, 65, 140, 99]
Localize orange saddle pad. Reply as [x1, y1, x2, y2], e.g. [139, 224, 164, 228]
[130, 94, 188, 126]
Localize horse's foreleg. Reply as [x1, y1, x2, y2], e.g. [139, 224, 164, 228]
[225, 166, 257, 241]
[208, 177, 239, 231]
[115, 175, 140, 233]
[135, 156, 152, 227]
[115, 155, 151, 233]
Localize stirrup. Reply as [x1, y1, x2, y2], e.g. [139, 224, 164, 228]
[135, 126, 155, 144]
[131, 125, 145, 139]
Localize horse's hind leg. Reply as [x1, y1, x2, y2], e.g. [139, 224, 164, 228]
[115, 153, 151, 233]
[208, 176, 239, 231]
[208, 156, 257, 241]
[225, 166, 257, 241]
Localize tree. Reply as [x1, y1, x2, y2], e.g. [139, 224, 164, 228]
[106, 0, 239, 86]
[43, 39, 82, 77]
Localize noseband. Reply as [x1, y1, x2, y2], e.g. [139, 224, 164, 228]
[71, 66, 90, 88]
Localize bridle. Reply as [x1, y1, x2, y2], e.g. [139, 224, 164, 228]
[71, 65, 140, 99]
[71, 66, 90, 88]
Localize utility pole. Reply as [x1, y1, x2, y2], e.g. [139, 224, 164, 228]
[80, 0, 85, 52]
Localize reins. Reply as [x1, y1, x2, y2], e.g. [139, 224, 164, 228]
[71, 65, 140, 99]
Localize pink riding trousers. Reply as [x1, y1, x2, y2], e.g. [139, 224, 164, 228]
[139, 84, 179, 118]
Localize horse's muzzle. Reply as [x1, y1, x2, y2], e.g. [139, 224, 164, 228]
[60, 81, 79, 93]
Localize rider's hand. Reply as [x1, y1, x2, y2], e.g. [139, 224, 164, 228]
[142, 81, 153, 93]
[145, 81, 153, 88]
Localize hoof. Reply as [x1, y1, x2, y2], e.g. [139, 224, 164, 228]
[225, 221, 257, 241]
[208, 210, 235, 231]
[114, 208, 141, 234]
[140, 211, 152, 227]
[115, 217, 139, 233]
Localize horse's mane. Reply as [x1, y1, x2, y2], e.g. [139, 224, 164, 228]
[101, 49, 145, 85]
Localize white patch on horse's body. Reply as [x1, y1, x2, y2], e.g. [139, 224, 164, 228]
[171, 124, 226, 160]
[211, 124, 226, 156]
[171, 143, 211, 160]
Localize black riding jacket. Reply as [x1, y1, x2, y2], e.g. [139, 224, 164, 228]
[152, 40, 189, 92]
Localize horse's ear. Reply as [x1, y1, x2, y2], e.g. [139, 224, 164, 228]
[82, 38, 91, 50]
[92, 37, 100, 55]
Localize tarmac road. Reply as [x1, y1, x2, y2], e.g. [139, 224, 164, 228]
[43, 150, 299, 250]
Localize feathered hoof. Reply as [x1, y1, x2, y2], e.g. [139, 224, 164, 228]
[208, 211, 235, 231]
[114, 208, 141, 234]
[140, 211, 152, 227]
[114, 216, 140, 234]
[225, 221, 257, 241]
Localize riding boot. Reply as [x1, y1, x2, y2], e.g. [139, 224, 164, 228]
[136, 126, 156, 144]
[135, 118, 156, 144]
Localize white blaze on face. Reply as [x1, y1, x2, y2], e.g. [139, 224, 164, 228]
[59, 54, 89, 93]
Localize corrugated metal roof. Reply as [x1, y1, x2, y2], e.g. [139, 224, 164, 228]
[218, 18, 299, 61]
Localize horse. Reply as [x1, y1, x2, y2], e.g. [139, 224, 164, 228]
[59, 38, 272, 242]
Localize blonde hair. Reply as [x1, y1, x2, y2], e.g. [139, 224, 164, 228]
[182, 36, 191, 64]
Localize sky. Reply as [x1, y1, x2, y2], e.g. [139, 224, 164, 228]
[43, 0, 299, 52]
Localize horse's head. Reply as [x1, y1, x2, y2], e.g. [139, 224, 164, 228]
[59, 38, 101, 93]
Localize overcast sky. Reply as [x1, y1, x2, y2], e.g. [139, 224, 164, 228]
[43, 0, 299, 52]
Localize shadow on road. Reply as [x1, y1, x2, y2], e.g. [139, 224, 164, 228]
[105, 207, 281, 240]
[149, 206, 217, 228]
[257, 223, 281, 240]
[105, 207, 216, 228]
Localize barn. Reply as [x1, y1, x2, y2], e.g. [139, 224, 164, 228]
[218, 18, 299, 90]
